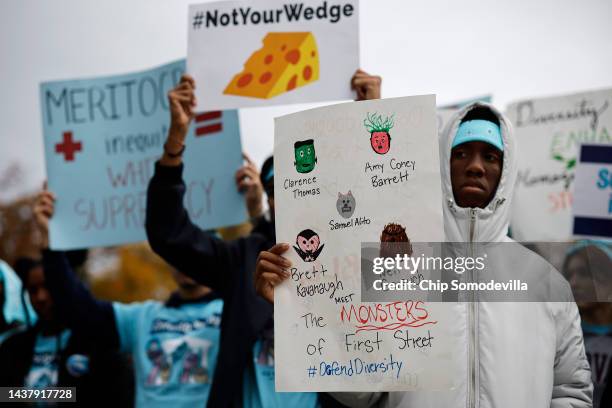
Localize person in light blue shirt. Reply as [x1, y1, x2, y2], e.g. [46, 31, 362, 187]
[34, 187, 223, 408]
[242, 319, 320, 408]
[0, 259, 36, 344]
[112, 285, 223, 405]
[146, 75, 330, 407]
[24, 329, 71, 388]
[0, 257, 128, 407]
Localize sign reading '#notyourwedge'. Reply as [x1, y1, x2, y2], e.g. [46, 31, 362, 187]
[41, 59, 246, 250]
[507, 88, 612, 241]
[187, 0, 360, 111]
[273, 96, 455, 391]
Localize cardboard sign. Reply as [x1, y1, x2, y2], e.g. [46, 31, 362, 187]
[273, 96, 453, 391]
[41, 60, 246, 250]
[507, 88, 612, 241]
[572, 144, 612, 238]
[187, 0, 359, 110]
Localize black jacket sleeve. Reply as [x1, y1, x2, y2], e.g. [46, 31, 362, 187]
[42, 250, 119, 351]
[0, 329, 35, 386]
[145, 162, 244, 295]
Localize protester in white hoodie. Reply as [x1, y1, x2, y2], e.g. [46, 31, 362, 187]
[254, 71, 593, 408]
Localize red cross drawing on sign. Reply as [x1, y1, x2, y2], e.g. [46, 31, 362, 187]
[55, 131, 82, 162]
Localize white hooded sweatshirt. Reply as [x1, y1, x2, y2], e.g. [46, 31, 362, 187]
[331, 102, 592, 408]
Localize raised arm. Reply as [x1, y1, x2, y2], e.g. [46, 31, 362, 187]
[146, 75, 264, 294]
[146, 161, 240, 294]
[33, 187, 119, 351]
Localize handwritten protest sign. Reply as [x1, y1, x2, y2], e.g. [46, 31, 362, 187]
[507, 88, 612, 241]
[572, 144, 612, 238]
[187, 0, 359, 111]
[274, 96, 454, 391]
[41, 59, 246, 250]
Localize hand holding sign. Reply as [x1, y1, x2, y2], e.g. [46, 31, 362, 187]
[255, 243, 292, 303]
[351, 69, 382, 101]
[235, 153, 265, 218]
[163, 75, 197, 165]
[33, 183, 56, 249]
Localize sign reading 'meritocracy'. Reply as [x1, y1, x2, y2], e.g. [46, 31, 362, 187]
[41, 59, 246, 249]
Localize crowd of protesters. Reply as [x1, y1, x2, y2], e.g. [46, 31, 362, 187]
[0, 68, 610, 408]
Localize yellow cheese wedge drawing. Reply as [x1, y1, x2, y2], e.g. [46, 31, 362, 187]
[223, 32, 319, 99]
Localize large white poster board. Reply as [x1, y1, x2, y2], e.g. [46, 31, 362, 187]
[187, 0, 359, 111]
[274, 96, 453, 391]
[507, 88, 612, 241]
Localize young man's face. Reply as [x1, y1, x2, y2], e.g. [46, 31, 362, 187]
[451, 141, 503, 208]
[26, 266, 54, 322]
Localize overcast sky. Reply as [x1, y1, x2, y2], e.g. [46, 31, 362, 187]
[1, 0, 611, 201]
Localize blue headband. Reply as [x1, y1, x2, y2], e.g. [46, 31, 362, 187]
[453, 120, 503, 151]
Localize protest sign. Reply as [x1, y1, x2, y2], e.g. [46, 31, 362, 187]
[187, 0, 359, 111]
[41, 59, 246, 250]
[273, 96, 454, 391]
[507, 88, 612, 241]
[572, 144, 612, 238]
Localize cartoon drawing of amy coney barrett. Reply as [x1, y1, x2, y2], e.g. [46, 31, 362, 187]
[364, 112, 395, 155]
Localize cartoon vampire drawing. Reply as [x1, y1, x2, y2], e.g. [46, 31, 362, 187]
[293, 229, 325, 262]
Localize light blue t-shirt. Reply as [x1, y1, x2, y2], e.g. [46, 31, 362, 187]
[113, 297, 223, 408]
[1, 259, 36, 327]
[24, 329, 71, 388]
[243, 325, 319, 408]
